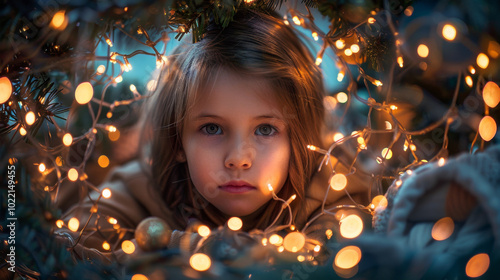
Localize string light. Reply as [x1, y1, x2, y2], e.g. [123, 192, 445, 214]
[344, 49, 353, 56]
[108, 129, 120, 141]
[102, 188, 112, 198]
[98, 155, 110, 168]
[431, 217, 454, 241]
[55, 220, 64, 228]
[227, 217, 243, 231]
[483, 81, 500, 108]
[38, 163, 46, 173]
[102, 241, 110, 250]
[478, 116, 497, 141]
[367, 17, 376, 24]
[292, 16, 300, 25]
[337, 71, 345, 82]
[131, 275, 148, 280]
[465, 76, 473, 87]
[283, 232, 305, 252]
[68, 217, 79, 232]
[312, 32, 318, 41]
[381, 148, 392, 159]
[333, 133, 344, 142]
[115, 76, 123, 83]
[62, 133, 73, 146]
[50, 11, 68, 30]
[397, 56, 404, 67]
[325, 229, 333, 239]
[404, 6, 414, 16]
[330, 173, 347, 191]
[122, 240, 135, 254]
[337, 92, 348, 103]
[438, 157, 446, 166]
[335, 39, 345, 49]
[97, 65, 106, 74]
[442, 24, 457, 41]
[297, 255, 305, 262]
[314, 245, 321, 252]
[468, 65, 476, 74]
[269, 234, 283, 245]
[410, 144, 417, 151]
[0, 77, 12, 104]
[466, 253, 490, 278]
[25, 111, 35, 125]
[105, 35, 113, 47]
[75, 82, 94, 105]
[417, 44, 429, 58]
[315, 57, 323, 66]
[334, 246, 362, 269]
[340, 215, 363, 239]
[68, 168, 78, 181]
[477, 53, 489, 69]
[190, 253, 211, 271]
[198, 225, 211, 237]
[350, 44, 360, 53]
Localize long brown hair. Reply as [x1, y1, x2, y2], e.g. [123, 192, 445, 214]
[145, 8, 325, 230]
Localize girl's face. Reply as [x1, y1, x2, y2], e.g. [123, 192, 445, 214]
[182, 70, 291, 217]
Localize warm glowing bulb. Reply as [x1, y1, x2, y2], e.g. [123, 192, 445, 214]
[0, 77, 12, 104]
[56, 220, 64, 228]
[397, 56, 404, 68]
[97, 65, 106, 74]
[312, 32, 318, 41]
[315, 57, 323, 65]
[38, 163, 46, 172]
[335, 39, 345, 49]
[344, 49, 353, 56]
[325, 229, 333, 239]
[50, 11, 67, 30]
[314, 245, 321, 252]
[371, 195, 388, 210]
[297, 255, 305, 262]
[334, 246, 362, 269]
[68, 217, 79, 232]
[438, 157, 446, 167]
[190, 253, 211, 271]
[62, 133, 73, 146]
[268, 184, 274, 192]
[25, 111, 35, 125]
[98, 155, 110, 168]
[292, 16, 300, 25]
[227, 217, 243, 231]
[122, 240, 135, 254]
[333, 132, 344, 142]
[75, 82, 94, 105]
[131, 275, 148, 280]
[442, 24, 457, 41]
[432, 217, 454, 241]
[337, 92, 348, 103]
[283, 232, 305, 252]
[468, 65, 476, 74]
[106, 38, 113, 47]
[368, 17, 376, 24]
[198, 225, 211, 237]
[483, 81, 500, 108]
[330, 173, 347, 191]
[115, 76, 123, 83]
[417, 44, 429, 58]
[477, 53, 489, 69]
[102, 188, 112, 199]
[390, 105, 398, 110]
[350, 44, 360, 53]
[465, 76, 473, 87]
[479, 116, 497, 141]
[381, 148, 392, 159]
[269, 234, 282, 245]
[466, 253, 490, 278]
[337, 72, 345, 82]
[410, 144, 417, 151]
[68, 168, 78, 181]
[340, 215, 363, 239]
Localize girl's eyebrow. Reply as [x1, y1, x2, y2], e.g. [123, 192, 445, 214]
[194, 113, 285, 122]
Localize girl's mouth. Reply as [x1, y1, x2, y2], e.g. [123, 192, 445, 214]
[219, 181, 257, 193]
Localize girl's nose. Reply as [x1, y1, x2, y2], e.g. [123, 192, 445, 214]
[224, 138, 254, 170]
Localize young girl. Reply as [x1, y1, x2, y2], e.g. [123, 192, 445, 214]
[59, 8, 370, 260]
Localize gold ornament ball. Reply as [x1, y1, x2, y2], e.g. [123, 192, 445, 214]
[135, 217, 172, 251]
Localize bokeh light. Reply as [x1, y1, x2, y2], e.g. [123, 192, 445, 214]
[340, 215, 363, 239]
[478, 116, 497, 141]
[190, 253, 211, 271]
[283, 232, 306, 252]
[334, 246, 362, 269]
[431, 217, 454, 241]
[227, 217, 243, 231]
[466, 253, 490, 278]
[75, 82, 94, 105]
[0, 77, 12, 104]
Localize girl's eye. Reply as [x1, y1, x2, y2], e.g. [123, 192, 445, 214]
[256, 124, 277, 136]
[201, 124, 222, 135]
